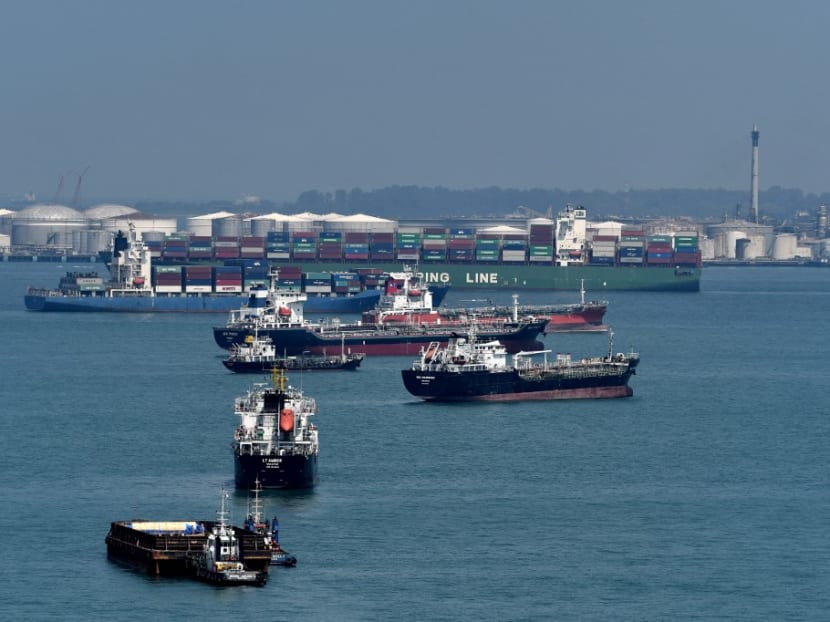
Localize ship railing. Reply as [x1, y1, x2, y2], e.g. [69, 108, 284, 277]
[522, 362, 629, 379]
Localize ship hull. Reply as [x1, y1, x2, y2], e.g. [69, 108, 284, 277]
[222, 356, 362, 373]
[192, 565, 268, 587]
[234, 453, 318, 490]
[24, 288, 381, 313]
[214, 322, 547, 355]
[401, 368, 635, 402]
[267, 261, 701, 292]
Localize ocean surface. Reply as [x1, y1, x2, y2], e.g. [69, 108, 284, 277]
[2, 262, 829, 621]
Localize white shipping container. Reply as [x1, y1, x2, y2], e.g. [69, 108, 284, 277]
[155, 285, 183, 293]
[215, 285, 243, 293]
[185, 285, 212, 293]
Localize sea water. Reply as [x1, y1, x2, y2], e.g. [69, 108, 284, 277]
[1, 262, 829, 621]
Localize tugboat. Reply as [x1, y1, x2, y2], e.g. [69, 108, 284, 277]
[232, 368, 319, 489]
[189, 489, 269, 586]
[401, 324, 639, 402]
[244, 480, 298, 567]
[223, 330, 363, 373]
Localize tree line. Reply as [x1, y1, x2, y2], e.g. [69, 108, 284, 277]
[135, 185, 830, 226]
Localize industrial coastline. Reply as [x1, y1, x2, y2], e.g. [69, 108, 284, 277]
[6, 124, 829, 595]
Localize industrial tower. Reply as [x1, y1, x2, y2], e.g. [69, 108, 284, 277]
[750, 125, 759, 224]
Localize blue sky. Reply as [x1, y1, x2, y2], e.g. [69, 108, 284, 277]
[2, 0, 829, 203]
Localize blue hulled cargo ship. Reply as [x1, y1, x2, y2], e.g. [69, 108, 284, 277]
[22, 225, 416, 314]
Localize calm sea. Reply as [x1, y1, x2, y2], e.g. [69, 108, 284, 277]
[1, 262, 829, 621]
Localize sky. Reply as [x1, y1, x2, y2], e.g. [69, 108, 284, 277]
[2, 0, 830, 204]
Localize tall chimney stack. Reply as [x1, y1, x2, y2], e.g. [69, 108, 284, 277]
[750, 124, 759, 223]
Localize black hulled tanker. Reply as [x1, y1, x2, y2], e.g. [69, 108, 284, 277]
[401, 329, 639, 402]
[232, 370, 318, 489]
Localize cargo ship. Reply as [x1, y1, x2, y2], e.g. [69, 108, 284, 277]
[23, 225, 390, 313]
[175, 205, 701, 291]
[232, 369, 319, 489]
[401, 326, 639, 402]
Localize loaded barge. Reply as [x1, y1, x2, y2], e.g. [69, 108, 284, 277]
[105, 519, 273, 577]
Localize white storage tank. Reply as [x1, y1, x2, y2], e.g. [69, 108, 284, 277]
[72, 229, 113, 254]
[699, 237, 716, 260]
[11, 203, 88, 247]
[724, 230, 746, 259]
[186, 211, 237, 236]
[326, 213, 397, 234]
[103, 214, 178, 238]
[213, 213, 250, 238]
[249, 213, 289, 237]
[772, 233, 798, 260]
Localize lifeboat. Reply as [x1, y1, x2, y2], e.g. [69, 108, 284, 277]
[408, 289, 422, 297]
[278, 306, 292, 317]
[279, 408, 294, 433]
[132, 276, 145, 287]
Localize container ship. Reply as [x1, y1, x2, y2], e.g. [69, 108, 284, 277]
[232, 369, 319, 489]
[401, 327, 639, 402]
[198, 204, 698, 292]
[23, 225, 413, 314]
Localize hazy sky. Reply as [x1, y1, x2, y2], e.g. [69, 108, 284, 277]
[3, 0, 830, 203]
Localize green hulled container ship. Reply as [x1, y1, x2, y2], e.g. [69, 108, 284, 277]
[250, 260, 700, 292]
[223, 205, 701, 292]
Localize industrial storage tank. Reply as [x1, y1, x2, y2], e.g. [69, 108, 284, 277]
[249, 212, 288, 237]
[706, 220, 773, 259]
[772, 233, 798, 260]
[84, 204, 139, 221]
[698, 236, 716, 260]
[736, 235, 769, 260]
[213, 213, 251, 238]
[11, 203, 89, 248]
[326, 213, 396, 234]
[71, 229, 113, 254]
[102, 214, 178, 239]
[724, 230, 746, 259]
[0, 208, 15, 235]
[186, 211, 237, 236]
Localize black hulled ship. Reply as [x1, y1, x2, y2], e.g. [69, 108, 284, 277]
[401, 326, 639, 402]
[232, 370, 319, 489]
[223, 331, 363, 373]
